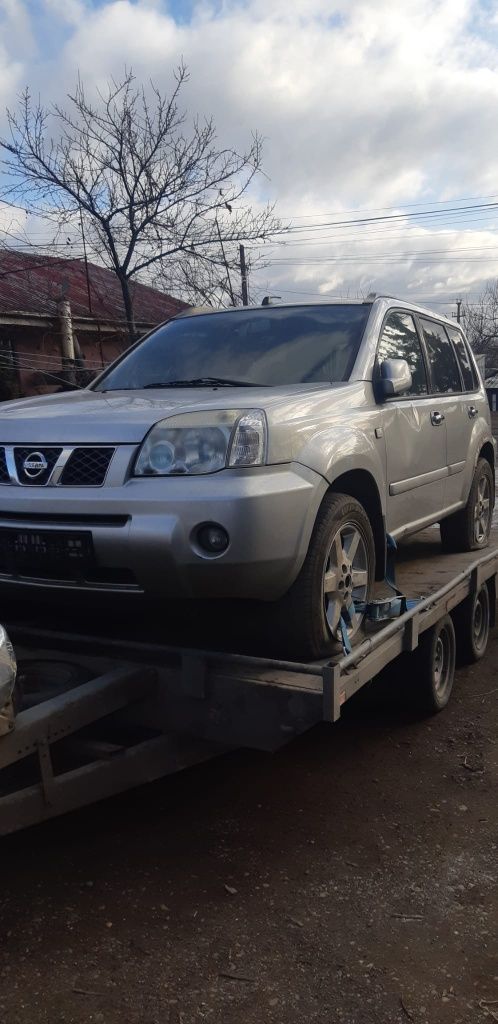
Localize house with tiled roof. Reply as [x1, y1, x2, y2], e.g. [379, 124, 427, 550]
[0, 251, 187, 397]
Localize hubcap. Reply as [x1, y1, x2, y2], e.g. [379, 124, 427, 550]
[433, 627, 452, 700]
[473, 589, 489, 652]
[323, 522, 369, 639]
[474, 475, 491, 544]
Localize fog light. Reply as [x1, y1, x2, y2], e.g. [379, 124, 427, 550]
[197, 523, 229, 553]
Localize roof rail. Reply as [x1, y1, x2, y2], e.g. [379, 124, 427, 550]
[365, 292, 398, 302]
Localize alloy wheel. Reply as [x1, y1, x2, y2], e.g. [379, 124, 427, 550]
[474, 474, 491, 544]
[323, 522, 369, 639]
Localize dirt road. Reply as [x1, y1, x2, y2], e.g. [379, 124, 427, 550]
[0, 631, 497, 1024]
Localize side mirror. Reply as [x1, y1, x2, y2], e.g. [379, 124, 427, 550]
[378, 358, 412, 399]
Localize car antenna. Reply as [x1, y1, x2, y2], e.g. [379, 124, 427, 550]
[261, 295, 282, 306]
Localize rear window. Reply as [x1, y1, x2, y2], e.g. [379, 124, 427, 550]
[446, 326, 478, 391]
[420, 318, 462, 394]
[95, 304, 371, 391]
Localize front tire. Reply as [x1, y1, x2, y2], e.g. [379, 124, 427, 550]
[269, 492, 375, 660]
[440, 457, 493, 552]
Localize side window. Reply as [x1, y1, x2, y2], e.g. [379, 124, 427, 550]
[420, 319, 462, 394]
[446, 326, 478, 391]
[377, 312, 428, 396]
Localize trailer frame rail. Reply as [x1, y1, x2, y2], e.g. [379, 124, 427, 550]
[0, 533, 496, 834]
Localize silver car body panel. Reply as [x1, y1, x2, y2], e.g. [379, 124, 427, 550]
[0, 296, 493, 600]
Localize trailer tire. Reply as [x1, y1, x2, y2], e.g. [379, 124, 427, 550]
[440, 458, 493, 553]
[268, 491, 375, 660]
[453, 583, 490, 665]
[409, 614, 456, 713]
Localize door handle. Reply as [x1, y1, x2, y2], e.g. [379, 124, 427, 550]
[431, 410, 445, 426]
[468, 405, 478, 419]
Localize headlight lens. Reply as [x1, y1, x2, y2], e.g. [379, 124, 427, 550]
[134, 410, 267, 476]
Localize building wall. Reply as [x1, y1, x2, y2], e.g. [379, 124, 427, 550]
[0, 322, 131, 398]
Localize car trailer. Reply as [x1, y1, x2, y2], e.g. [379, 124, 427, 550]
[0, 524, 497, 835]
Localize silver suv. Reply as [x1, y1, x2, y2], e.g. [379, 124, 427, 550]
[0, 296, 494, 658]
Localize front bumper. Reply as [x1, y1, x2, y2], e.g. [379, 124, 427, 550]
[0, 462, 327, 601]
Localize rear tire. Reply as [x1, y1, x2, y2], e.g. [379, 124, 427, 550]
[268, 492, 375, 660]
[453, 583, 490, 665]
[408, 614, 456, 713]
[440, 458, 493, 553]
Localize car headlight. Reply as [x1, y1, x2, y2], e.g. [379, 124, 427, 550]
[0, 625, 16, 709]
[134, 409, 267, 476]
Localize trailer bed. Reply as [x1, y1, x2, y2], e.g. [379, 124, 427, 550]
[0, 524, 497, 834]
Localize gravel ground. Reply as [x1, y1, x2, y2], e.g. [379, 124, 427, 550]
[0, 625, 496, 1024]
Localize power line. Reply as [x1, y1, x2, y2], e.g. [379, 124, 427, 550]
[0, 353, 86, 389]
[278, 193, 498, 220]
[272, 200, 498, 236]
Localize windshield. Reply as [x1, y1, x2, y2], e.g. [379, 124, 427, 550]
[94, 304, 371, 391]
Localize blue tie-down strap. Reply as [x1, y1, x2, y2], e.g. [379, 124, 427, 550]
[361, 595, 419, 622]
[385, 532, 399, 593]
[338, 612, 353, 655]
[338, 533, 420, 652]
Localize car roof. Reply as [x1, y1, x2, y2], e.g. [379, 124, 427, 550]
[174, 296, 459, 330]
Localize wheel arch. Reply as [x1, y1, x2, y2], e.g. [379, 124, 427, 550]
[478, 441, 496, 493]
[329, 468, 386, 581]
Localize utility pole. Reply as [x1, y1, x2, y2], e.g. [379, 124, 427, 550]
[80, 207, 105, 367]
[215, 219, 236, 306]
[239, 244, 249, 306]
[58, 297, 75, 385]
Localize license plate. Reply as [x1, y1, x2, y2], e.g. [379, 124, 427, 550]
[0, 528, 94, 577]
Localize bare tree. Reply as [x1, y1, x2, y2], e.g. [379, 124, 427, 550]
[153, 240, 272, 308]
[0, 66, 280, 340]
[462, 281, 498, 363]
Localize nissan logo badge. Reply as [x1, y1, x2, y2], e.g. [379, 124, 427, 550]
[23, 451, 48, 479]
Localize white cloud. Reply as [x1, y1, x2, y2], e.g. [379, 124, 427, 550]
[42, 0, 85, 26]
[2, 0, 498, 312]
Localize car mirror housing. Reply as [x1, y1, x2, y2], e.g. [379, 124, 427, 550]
[378, 358, 412, 399]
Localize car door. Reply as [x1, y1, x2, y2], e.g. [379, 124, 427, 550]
[445, 324, 486, 507]
[417, 318, 469, 510]
[376, 310, 447, 537]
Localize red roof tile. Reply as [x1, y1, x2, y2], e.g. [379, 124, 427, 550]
[0, 250, 186, 322]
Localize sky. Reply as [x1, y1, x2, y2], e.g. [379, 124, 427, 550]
[2, 0, 498, 315]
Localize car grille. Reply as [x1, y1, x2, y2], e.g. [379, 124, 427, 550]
[0, 450, 9, 484]
[60, 447, 115, 486]
[0, 446, 116, 486]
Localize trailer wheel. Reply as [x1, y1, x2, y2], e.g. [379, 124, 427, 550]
[411, 614, 456, 713]
[453, 583, 490, 664]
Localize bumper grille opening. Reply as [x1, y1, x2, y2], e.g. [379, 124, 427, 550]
[0, 566, 139, 589]
[0, 512, 128, 527]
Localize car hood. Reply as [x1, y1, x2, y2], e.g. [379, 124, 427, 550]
[0, 384, 354, 445]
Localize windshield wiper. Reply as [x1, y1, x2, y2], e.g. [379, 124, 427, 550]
[143, 377, 264, 388]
